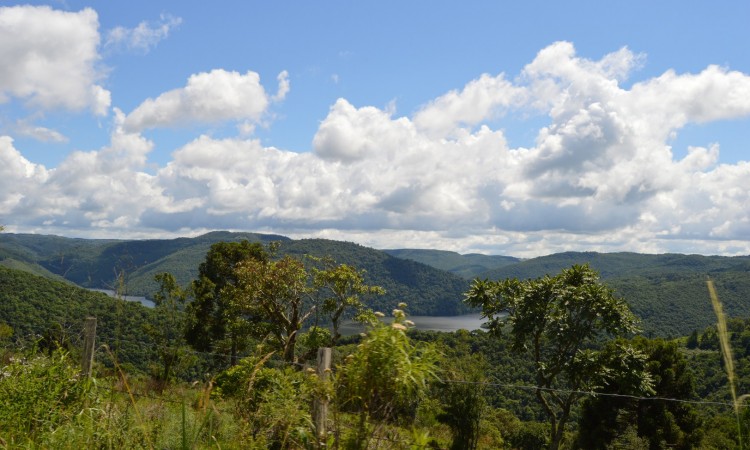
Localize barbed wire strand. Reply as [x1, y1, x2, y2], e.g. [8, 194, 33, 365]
[1, 319, 745, 412]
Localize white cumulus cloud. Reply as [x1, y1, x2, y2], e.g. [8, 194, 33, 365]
[3, 42, 750, 257]
[0, 5, 110, 115]
[123, 69, 288, 132]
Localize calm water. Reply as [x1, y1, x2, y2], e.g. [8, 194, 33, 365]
[339, 313, 487, 335]
[86, 289, 487, 333]
[90, 289, 155, 308]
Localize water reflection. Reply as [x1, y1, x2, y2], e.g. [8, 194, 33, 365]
[339, 313, 486, 335]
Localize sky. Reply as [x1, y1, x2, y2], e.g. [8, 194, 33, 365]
[1, 1, 750, 258]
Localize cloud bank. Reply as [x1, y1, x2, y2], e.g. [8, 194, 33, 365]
[2, 29, 750, 256]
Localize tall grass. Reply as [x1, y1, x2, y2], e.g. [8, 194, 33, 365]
[708, 278, 749, 449]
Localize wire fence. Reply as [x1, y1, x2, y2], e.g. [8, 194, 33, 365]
[0, 317, 744, 412]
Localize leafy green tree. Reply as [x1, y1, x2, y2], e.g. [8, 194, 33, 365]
[144, 272, 192, 387]
[185, 240, 268, 365]
[686, 329, 699, 349]
[465, 264, 652, 450]
[577, 337, 702, 449]
[437, 354, 487, 450]
[231, 255, 312, 363]
[313, 260, 384, 345]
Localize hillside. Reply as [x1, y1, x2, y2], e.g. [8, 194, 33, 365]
[383, 248, 520, 279]
[0, 231, 287, 293]
[0, 232, 470, 316]
[5, 232, 750, 336]
[480, 252, 750, 337]
[281, 239, 470, 315]
[0, 266, 156, 369]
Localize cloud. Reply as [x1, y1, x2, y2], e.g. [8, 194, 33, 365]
[105, 14, 182, 54]
[413, 72, 526, 137]
[14, 121, 68, 143]
[4, 42, 750, 257]
[0, 5, 110, 115]
[123, 69, 287, 132]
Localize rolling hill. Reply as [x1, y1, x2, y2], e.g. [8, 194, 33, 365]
[478, 251, 750, 337]
[383, 248, 520, 279]
[4, 232, 750, 336]
[0, 232, 470, 316]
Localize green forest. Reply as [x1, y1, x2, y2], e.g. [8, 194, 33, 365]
[2, 236, 750, 448]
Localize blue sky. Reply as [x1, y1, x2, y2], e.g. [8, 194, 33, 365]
[1, 1, 750, 257]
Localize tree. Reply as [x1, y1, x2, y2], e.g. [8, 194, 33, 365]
[313, 260, 384, 345]
[144, 273, 191, 388]
[465, 264, 652, 450]
[185, 240, 269, 366]
[231, 255, 313, 363]
[577, 337, 701, 449]
[437, 354, 487, 450]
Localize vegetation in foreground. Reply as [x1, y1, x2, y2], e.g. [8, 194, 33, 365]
[1, 239, 749, 448]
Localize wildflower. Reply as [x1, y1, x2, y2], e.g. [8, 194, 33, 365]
[404, 320, 415, 327]
[398, 302, 407, 309]
[391, 323, 407, 331]
[374, 311, 385, 318]
[392, 309, 405, 318]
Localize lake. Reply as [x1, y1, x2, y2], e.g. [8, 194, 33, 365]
[339, 313, 487, 335]
[85, 290, 488, 334]
[90, 289, 155, 308]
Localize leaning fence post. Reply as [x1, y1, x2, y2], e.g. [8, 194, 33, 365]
[81, 317, 97, 378]
[315, 347, 332, 445]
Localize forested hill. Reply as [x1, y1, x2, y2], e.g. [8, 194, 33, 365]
[0, 266, 155, 369]
[479, 251, 750, 337]
[0, 231, 287, 292]
[5, 232, 750, 334]
[383, 248, 520, 279]
[0, 232, 470, 316]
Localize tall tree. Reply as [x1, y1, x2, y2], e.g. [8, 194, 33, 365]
[144, 272, 191, 388]
[313, 260, 384, 345]
[185, 240, 268, 365]
[465, 264, 652, 450]
[577, 337, 702, 449]
[231, 255, 313, 363]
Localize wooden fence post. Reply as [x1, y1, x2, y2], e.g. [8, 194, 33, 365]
[81, 317, 97, 378]
[315, 347, 332, 445]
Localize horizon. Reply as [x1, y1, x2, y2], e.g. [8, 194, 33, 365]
[1, 2, 750, 258]
[4, 229, 748, 260]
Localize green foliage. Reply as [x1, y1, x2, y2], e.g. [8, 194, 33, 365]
[337, 307, 441, 449]
[0, 351, 93, 442]
[185, 240, 269, 365]
[144, 272, 193, 386]
[0, 266, 157, 371]
[282, 238, 471, 316]
[466, 264, 652, 450]
[215, 354, 316, 449]
[481, 251, 750, 338]
[577, 337, 702, 449]
[313, 259, 384, 345]
[436, 354, 487, 450]
[232, 254, 313, 363]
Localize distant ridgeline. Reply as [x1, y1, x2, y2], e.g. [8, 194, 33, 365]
[0, 231, 470, 316]
[2, 231, 750, 336]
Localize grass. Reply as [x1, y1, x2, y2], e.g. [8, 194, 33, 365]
[708, 278, 750, 449]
